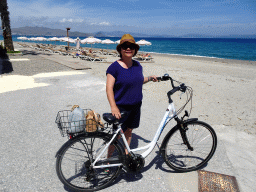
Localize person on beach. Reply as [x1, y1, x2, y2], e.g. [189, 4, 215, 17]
[106, 34, 158, 155]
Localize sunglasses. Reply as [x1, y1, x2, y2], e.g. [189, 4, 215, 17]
[120, 43, 136, 50]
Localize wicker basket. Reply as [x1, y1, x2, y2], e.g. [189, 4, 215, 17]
[55, 109, 102, 137]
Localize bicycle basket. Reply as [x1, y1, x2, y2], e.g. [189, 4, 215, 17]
[55, 109, 103, 137]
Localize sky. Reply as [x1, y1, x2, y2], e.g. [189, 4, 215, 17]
[6, 0, 256, 36]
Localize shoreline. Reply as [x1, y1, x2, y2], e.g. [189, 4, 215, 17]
[2, 40, 256, 63]
[149, 52, 256, 66]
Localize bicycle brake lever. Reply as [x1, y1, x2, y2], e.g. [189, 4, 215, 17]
[179, 92, 184, 99]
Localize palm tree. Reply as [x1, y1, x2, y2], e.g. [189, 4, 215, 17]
[0, 0, 14, 51]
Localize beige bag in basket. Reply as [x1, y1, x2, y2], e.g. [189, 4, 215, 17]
[86, 110, 104, 132]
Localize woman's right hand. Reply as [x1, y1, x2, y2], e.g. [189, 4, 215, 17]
[111, 106, 121, 119]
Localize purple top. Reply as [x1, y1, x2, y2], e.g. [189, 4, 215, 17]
[106, 60, 144, 105]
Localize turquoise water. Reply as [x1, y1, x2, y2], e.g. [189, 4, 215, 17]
[2, 35, 256, 61]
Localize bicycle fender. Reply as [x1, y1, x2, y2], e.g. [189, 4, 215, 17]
[183, 118, 198, 124]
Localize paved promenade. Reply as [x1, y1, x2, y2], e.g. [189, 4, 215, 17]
[0, 43, 255, 191]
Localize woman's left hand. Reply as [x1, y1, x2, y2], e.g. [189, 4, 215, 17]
[149, 75, 158, 82]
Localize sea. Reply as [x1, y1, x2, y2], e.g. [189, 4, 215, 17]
[2, 35, 256, 61]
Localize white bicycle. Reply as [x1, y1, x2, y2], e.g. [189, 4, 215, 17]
[55, 74, 217, 192]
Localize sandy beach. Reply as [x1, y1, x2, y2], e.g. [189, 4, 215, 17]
[4, 42, 256, 135]
[15, 41, 255, 134]
[1, 41, 256, 191]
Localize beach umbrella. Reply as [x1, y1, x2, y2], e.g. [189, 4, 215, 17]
[17, 36, 28, 42]
[81, 36, 102, 48]
[48, 37, 60, 41]
[83, 36, 101, 43]
[75, 37, 81, 50]
[136, 39, 152, 46]
[48, 37, 60, 45]
[35, 37, 48, 41]
[101, 39, 115, 49]
[68, 39, 76, 44]
[59, 37, 71, 42]
[28, 37, 37, 41]
[17, 36, 28, 41]
[101, 39, 115, 44]
[59, 37, 75, 48]
[136, 39, 152, 52]
[32, 37, 48, 44]
[28, 37, 38, 44]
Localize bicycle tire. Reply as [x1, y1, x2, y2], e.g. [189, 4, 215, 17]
[161, 121, 217, 172]
[56, 133, 125, 191]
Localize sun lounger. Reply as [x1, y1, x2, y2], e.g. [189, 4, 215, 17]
[108, 51, 118, 57]
[135, 56, 153, 61]
[134, 53, 153, 61]
[79, 55, 90, 60]
[86, 55, 107, 62]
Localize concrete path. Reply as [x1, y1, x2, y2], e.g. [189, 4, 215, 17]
[0, 44, 255, 192]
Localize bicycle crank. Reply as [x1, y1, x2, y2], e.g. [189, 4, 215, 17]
[125, 154, 145, 173]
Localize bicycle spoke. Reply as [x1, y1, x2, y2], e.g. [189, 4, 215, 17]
[163, 121, 217, 172]
[56, 134, 124, 191]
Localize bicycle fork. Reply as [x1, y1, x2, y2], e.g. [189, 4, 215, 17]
[179, 125, 193, 151]
[175, 114, 198, 151]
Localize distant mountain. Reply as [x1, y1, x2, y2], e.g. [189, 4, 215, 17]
[217, 34, 256, 39]
[8, 26, 256, 39]
[178, 34, 216, 38]
[11, 26, 92, 37]
[178, 33, 256, 39]
[94, 31, 155, 38]
[11, 27, 152, 38]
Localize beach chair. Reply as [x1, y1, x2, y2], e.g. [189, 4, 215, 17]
[134, 53, 153, 61]
[109, 50, 119, 57]
[79, 55, 89, 60]
[87, 55, 107, 62]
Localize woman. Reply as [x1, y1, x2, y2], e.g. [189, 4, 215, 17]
[106, 34, 157, 153]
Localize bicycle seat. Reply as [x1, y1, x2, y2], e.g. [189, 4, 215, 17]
[103, 111, 128, 124]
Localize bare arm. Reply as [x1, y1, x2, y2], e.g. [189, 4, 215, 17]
[143, 75, 158, 84]
[106, 74, 121, 119]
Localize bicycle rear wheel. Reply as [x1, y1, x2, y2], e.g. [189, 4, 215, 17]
[56, 133, 124, 192]
[161, 121, 217, 172]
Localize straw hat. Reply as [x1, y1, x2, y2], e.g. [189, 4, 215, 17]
[116, 34, 140, 52]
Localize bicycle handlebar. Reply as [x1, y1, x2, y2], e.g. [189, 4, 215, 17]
[157, 74, 187, 103]
[157, 74, 175, 88]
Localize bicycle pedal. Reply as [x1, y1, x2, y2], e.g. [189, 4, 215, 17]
[122, 166, 128, 173]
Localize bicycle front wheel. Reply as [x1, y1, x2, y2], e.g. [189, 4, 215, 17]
[56, 133, 124, 192]
[161, 121, 217, 172]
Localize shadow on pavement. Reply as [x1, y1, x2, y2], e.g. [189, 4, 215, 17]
[61, 132, 209, 191]
[21, 50, 52, 56]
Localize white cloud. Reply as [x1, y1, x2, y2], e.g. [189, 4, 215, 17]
[59, 18, 84, 23]
[8, 0, 114, 32]
[9, 0, 82, 18]
[90, 21, 111, 26]
[99, 22, 111, 26]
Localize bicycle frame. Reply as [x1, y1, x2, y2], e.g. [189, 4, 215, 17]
[92, 102, 177, 169]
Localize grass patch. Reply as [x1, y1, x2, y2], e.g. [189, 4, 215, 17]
[7, 51, 21, 53]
